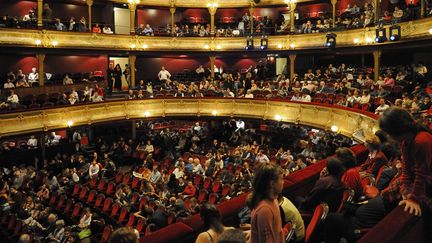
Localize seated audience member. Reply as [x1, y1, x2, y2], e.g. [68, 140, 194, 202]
[278, 195, 305, 241]
[16, 76, 30, 88]
[88, 160, 100, 179]
[143, 24, 154, 36]
[28, 68, 39, 85]
[78, 208, 92, 229]
[27, 135, 38, 148]
[298, 158, 345, 212]
[69, 89, 79, 104]
[92, 23, 101, 33]
[180, 181, 196, 197]
[6, 90, 19, 109]
[195, 204, 234, 243]
[359, 134, 388, 178]
[55, 18, 66, 31]
[375, 98, 390, 115]
[103, 25, 113, 34]
[3, 79, 15, 89]
[109, 227, 138, 243]
[63, 74, 73, 85]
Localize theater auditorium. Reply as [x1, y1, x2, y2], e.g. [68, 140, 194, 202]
[0, 0, 431, 242]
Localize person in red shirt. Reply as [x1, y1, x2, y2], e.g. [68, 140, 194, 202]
[379, 107, 432, 216]
[92, 23, 101, 33]
[180, 181, 196, 197]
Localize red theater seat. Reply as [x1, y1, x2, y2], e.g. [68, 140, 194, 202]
[100, 225, 113, 243]
[304, 203, 329, 243]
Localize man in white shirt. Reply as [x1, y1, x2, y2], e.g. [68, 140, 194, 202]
[7, 90, 19, 109]
[158, 66, 171, 83]
[195, 65, 205, 74]
[375, 98, 390, 115]
[102, 25, 113, 34]
[255, 150, 270, 163]
[89, 160, 100, 179]
[28, 68, 39, 85]
[27, 135, 38, 148]
[301, 92, 312, 102]
[3, 79, 15, 89]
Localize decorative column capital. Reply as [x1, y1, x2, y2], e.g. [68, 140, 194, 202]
[170, 7, 176, 14]
[86, 0, 93, 7]
[331, 0, 337, 6]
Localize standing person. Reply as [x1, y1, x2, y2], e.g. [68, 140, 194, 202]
[123, 64, 131, 89]
[158, 66, 171, 85]
[195, 204, 233, 243]
[247, 163, 284, 243]
[379, 107, 432, 218]
[107, 63, 115, 95]
[113, 64, 122, 91]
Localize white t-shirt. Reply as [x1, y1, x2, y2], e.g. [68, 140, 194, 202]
[158, 70, 171, 80]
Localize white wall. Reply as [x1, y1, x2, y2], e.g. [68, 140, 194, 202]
[114, 7, 130, 35]
[276, 57, 287, 75]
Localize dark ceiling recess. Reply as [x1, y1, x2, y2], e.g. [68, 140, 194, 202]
[254, 0, 261, 3]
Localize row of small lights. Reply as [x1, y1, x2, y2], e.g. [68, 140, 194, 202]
[35, 29, 432, 49]
[66, 111, 150, 127]
[35, 39, 58, 47]
[130, 43, 148, 49]
[66, 111, 340, 132]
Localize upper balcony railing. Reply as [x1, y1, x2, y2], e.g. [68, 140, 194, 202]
[0, 16, 431, 52]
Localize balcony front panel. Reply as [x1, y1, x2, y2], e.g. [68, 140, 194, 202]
[0, 17, 430, 52]
[0, 98, 378, 143]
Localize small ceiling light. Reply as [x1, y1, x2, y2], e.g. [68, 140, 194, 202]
[216, 44, 221, 49]
[35, 39, 42, 45]
[331, 125, 339, 133]
[130, 43, 136, 49]
[353, 38, 360, 44]
[142, 44, 148, 49]
[289, 43, 295, 49]
[365, 37, 373, 43]
[212, 110, 218, 116]
[204, 44, 210, 49]
[67, 120, 74, 127]
[52, 40, 58, 46]
[275, 114, 282, 121]
[144, 111, 150, 117]
[428, 28, 432, 34]
[277, 43, 283, 49]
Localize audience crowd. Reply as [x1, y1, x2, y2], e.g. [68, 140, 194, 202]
[0, 118, 352, 242]
[1, 1, 430, 37]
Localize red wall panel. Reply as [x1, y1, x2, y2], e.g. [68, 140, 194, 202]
[137, 8, 181, 27]
[50, 3, 104, 24]
[297, 4, 332, 18]
[135, 56, 259, 81]
[0, 1, 36, 17]
[44, 55, 108, 75]
[0, 55, 38, 76]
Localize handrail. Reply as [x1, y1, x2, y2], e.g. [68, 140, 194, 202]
[0, 17, 431, 51]
[0, 98, 378, 142]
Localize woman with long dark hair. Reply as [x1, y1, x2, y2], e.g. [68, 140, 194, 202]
[379, 107, 432, 217]
[195, 204, 232, 243]
[247, 163, 284, 243]
[113, 64, 122, 91]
